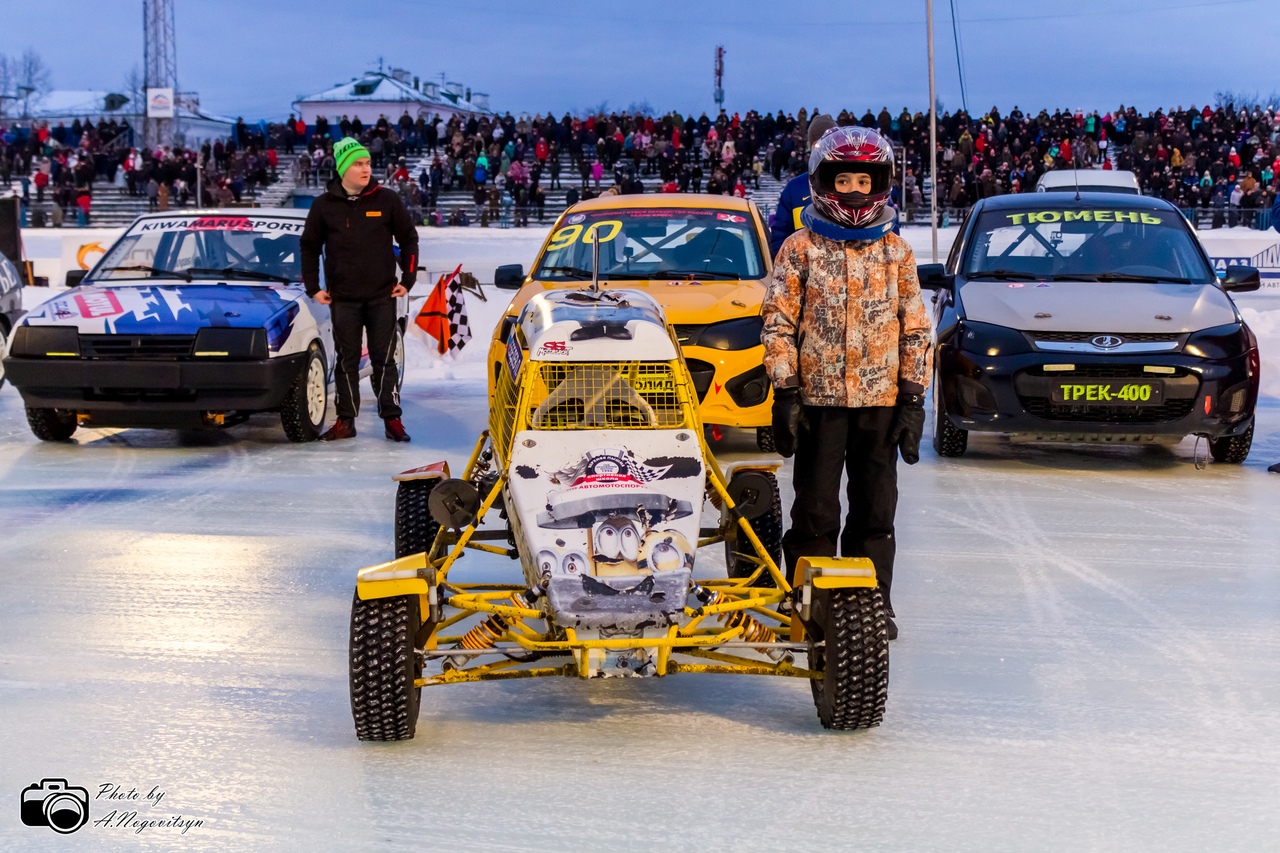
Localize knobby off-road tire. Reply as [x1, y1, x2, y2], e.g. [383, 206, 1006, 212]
[349, 593, 422, 741]
[396, 478, 442, 559]
[756, 425, 776, 453]
[1209, 424, 1253, 464]
[933, 396, 968, 458]
[281, 343, 327, 442]
[726, 471, 783, 587]
[808, 587, 889, 730]
[26, 407, 77, 441]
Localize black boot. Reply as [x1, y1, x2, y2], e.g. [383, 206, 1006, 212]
[883, 598, 898, 641]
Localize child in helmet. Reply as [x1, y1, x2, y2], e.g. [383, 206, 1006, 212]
[762, 126, 934, 640]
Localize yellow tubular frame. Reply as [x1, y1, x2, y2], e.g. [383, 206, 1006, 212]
[359, 350, 814, 686]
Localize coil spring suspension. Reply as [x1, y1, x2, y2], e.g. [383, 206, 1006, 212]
[442, 591, 539, 670]
[696, 586, 787, 661]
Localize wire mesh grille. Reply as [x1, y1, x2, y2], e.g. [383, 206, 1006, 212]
[490, 364, 521, 455]
[529, 362, 691, 430]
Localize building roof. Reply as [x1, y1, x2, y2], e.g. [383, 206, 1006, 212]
[24, 89, 234, 126]
[29, 90, 130, 117]
[295, 71, 490, 116]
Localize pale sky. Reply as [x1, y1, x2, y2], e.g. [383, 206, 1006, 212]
[3, 0, 1277, 120]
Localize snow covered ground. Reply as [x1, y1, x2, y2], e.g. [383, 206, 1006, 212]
[2, 229, 1280, 850]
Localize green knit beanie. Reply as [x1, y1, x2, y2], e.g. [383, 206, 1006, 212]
[334, 137, 371, 177]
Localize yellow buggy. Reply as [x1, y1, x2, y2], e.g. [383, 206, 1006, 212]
[347, 288, 889, 740]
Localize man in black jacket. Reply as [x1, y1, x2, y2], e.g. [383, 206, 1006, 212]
[300, 136, 419, 442]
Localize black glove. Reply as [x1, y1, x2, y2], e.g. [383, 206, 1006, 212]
[771, 386, 803, 458]
[891, 393, 926, 465]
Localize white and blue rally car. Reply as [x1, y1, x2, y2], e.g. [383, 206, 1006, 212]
[3, 209, 408, 442]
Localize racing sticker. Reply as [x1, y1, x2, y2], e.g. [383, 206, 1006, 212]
[74, 290, 124, 319]
[506, 331, 524, 380]
[135, 217, 304, 233]
[1004, 210, 1165, 225]
[535, 340, 572, 357]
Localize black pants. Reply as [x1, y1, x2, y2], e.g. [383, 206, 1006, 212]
[330, 298, 401, 421]
[782, 406, 899, 612]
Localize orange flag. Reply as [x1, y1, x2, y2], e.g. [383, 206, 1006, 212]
[415, 264, 463, 354]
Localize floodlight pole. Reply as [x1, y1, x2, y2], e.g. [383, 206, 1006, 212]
[927, 0, 938, 262]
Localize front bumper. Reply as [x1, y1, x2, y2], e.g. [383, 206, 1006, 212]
[682, 344, 772, 428]
[936, 344, 1257, 440]
[3, 353, 306, 425]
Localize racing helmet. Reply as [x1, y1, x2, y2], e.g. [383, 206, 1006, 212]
[808, 126, 895, 229]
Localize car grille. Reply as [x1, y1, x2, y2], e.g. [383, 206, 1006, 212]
[685, 358, 715, 402]
[1028, 331, 1183, 343]
[672, 324, 703, 346]
[1022, 365, 1190, 379]
[1019, 396, 1196, 424]
[79, 335, 196, 359]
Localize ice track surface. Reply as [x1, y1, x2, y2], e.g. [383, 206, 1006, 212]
[2, 303, 1280, 851]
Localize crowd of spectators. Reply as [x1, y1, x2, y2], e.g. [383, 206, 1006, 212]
[3, 100, 1278, 230]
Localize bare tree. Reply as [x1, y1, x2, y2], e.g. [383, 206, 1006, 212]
[14, 49, 53, 113]
[122, 64, 145, 112]
[0, 55, 11, 118]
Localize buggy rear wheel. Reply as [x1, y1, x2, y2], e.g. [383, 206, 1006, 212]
[349, 592, 423, 741]
[807, 587, 889, 730]
[725, 471, 783, 586]
[396, 478, 443, 559]
[756, 426, 776, 453]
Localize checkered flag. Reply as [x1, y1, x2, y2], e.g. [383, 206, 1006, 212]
[446, 277, 472, 353]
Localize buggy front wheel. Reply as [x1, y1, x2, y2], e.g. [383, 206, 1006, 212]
[808, 587, 889, 730]
[349, 593, 423, 741]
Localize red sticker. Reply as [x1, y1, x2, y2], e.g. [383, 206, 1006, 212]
[188, 216, 253, 231]
[74, 291, 123, 319]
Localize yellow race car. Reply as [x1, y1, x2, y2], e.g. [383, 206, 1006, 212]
[488, 194, 777, 450]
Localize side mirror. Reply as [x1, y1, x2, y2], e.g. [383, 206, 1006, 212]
[494, 263, 525, 290]
[1222, 265, 1261, 293]
[65, 269, 88, 288]
[917, 263, 954, 291]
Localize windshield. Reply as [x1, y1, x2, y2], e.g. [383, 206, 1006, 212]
[963, 207, 1215, 283]
[91, 215, 305, 283]
[1041, 185, 1140, 195]
[534, 207, 765, 281]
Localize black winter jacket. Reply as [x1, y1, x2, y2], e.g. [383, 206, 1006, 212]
[300, 178, 419, 301]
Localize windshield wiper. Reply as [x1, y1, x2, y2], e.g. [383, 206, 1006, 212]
[188, 266, 294, 284]
[966, 269, 1038, 281]
[655, 270, 741, 280]
[538, 265, 596, 280]
[95, 264, 193, 282]
[1051, 273, 1194, 284]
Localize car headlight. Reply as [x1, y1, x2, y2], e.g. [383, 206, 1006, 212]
[958, 320, 1033, 357]
[192, 327, 269, 358]
[9, 325, 80, 357]
[1184, 322, 1251, 360]
[695, 316, 763, 351]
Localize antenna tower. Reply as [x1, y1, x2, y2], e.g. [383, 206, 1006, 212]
[713, 46, 725, 111]
[143, 0, 179, 146]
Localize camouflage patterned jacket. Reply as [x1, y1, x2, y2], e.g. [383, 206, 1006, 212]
[762, 229, 933, 407]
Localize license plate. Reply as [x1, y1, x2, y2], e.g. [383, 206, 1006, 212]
[1051, 380, 1164, 405]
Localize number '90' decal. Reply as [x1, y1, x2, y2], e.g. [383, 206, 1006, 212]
[546, 220, 622, 251]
